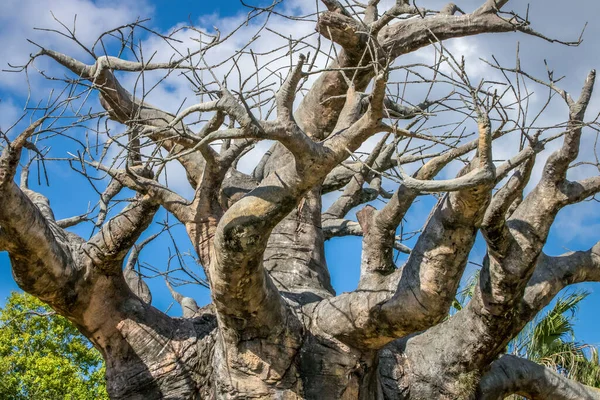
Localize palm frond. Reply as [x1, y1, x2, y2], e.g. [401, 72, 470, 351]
[450, 269, 481, 314]
[507, 289, 600, 389]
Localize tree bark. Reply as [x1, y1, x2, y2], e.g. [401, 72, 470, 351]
[2, 1, 600, 399]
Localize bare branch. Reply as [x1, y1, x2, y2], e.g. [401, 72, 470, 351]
[563, 176, 600, 203]
[56, 212, 93, 228]
[0, 121, 78, 301]
[97, 179, 124, 227]
[519, 241, 600, 324]
[83, 196, 159, 271]
[391, 112, 496, 192]
[483, 153, 536, 253]
[89, 161, 191, 221]
[542, 70, 596, 184]
[165, 278, 199, 318]
[322, 133, 389, 220]
[40, 49, 209, 187]
[478, 354, 600, 400]
[322, 218, 363, 239]
[124, 232, 163, 304]
[276, 54, 306, 122]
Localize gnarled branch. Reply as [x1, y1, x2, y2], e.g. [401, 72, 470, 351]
[478, 354, 600, 400]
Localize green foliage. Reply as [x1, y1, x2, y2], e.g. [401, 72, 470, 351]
[509, 290, 600, 388]
[0, 292, 108, 400]
[450, 269, 480, 314]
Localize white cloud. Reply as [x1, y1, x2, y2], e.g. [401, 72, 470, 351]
[0, 0, 153, 93]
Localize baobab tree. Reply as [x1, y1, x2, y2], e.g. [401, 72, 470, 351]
[1, 0, 600, 399]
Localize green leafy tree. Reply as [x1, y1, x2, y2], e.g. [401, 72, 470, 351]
[0, 292, 108, 400]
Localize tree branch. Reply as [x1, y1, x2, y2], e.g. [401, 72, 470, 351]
[392, 113, 496, 192]
[483, 152, 536, 254]
[40, 49, 210, 187]
[322, 218, 363, 239]
[477, 70, 597, 317]
[519, 241, 600, 324]
[478, 354, 600, 400]
[322, 133, 389, 220]
[97, 179, 123, 227]
[83, 196, 159, 273]
[123, 232, 162, 304]
[165, 278, 199, 318]
[0, 121, 79, 301]
[90, 161, 191, 221]
[311, 115, 516, 348]
[542, 70, 596, 185]
[562, 175, 600, 204]
[56, 212, 92, 229]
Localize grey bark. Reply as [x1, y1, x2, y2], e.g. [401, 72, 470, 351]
[2, 1, 600, 399]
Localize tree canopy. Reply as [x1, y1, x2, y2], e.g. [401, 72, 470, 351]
[0, 292, 108, 400]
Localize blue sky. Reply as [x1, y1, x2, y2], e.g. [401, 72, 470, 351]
[1, 0, 599, 348]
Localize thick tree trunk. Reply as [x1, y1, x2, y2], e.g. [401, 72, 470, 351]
[92, 298, 418, 400]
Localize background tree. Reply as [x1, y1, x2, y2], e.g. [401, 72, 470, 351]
[511, 291, 600, 389]
[1, 0, 600, 399]
[0, 292, 108, 400]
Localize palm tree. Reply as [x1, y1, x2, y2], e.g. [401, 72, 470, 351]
[452, 273, 600, 392]
[508, 290, 600, 388]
